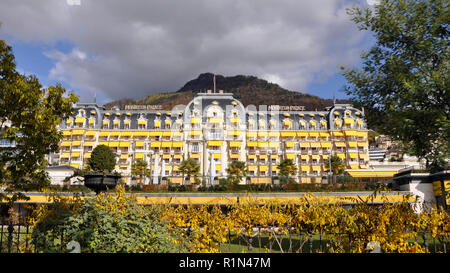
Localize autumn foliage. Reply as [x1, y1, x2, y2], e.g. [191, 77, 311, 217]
[29, 187, 449, 253]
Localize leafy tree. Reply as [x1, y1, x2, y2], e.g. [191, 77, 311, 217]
[278, 159, 297, 183]
[31, 186, 187, 253]
[131, 159, 149, 184]
[368, 130, 380, 146]
[341, 0, 450, 172]
[0, 39, 78, 203]
[225, 160, 248, 184]
[179, 158, 200, 183]
[324, 155, 346, 183]
[87, 144, 116, 173]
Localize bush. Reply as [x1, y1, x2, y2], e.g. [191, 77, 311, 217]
[197, 185, 227, 192]
[31, 186, 187, 253]
[219, 178, 231, 185]
[168, 184, 195, 192]
[142, 184, 168, 192]
[279, 176, 297, 185]
[336, 175, 358, 183]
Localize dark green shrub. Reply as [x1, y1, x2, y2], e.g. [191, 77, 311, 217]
[219, 178, 231, 185]
[87, 144, 116, 173]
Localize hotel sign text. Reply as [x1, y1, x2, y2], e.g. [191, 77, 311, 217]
[268, 105, 305, 111]
[124, 105, 163, 110]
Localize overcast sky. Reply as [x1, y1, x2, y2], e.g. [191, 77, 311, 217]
[0, 0, 375, 105]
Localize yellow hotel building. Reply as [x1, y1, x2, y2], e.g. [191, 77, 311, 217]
[53, 92, 370, 184]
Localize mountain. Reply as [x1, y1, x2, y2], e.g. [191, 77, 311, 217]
[104, 73, 348, 110]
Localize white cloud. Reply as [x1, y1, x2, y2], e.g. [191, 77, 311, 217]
[0, 0, 370, 103]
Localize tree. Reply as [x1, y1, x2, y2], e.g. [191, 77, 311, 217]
[324, 155, 346, 183]
[278, 159, 297, 183]
[87, 145, 116, 173]
[131, 159, 149, 184]
[341, 0, 449, 172]
[0, 39, 78, 203]
[368, 130, 380, 146]
[31, 186, 187, 253]
[226, 160, 248, 185]
[178, 158, 200, 183]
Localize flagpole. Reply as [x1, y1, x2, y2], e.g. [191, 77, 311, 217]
[213, 73, 216, 93]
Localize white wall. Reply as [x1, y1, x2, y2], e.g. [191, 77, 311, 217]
[400, 182, 436, 213]
[47, 169, 83, 186]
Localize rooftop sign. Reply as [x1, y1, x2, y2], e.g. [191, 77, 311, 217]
[124, 105, 163, 110]
[268, 105, 305, 111]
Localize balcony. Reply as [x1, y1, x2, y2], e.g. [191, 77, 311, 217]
[205, 133, 223, 140]
[226, 136, 243, 141]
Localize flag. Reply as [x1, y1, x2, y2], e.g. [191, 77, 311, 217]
[161, 159, 166, 178]
[213, 73, 216, 93]
[153, 154, 159, 184]
[211, 157, 216, 178]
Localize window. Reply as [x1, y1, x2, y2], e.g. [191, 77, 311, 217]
[192, 143, 199, 152]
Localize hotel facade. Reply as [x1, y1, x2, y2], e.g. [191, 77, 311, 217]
[53, 92, 370, 184]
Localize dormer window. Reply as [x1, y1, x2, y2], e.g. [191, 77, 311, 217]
[124, 119, 130, 129]
[283, 119, 292, 129]
[154, 119, 161, 128]
[102, 119, 109, 129]
[299, 120, 306, 129]
[259, 119, 266, 130]
[269, 119, 277, 130]
[334, 119, 342, 128]
[138, 118, 147, 129]
[165, 119, 171, 129]
[88, 118, 95, 128]
[113, 119, 120, 129]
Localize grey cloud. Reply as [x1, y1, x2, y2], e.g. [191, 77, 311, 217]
[0, 0, 369, 104]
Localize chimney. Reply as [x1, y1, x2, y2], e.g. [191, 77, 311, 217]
[207, 89, 212, 94]
[219, 90, 223, 94]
